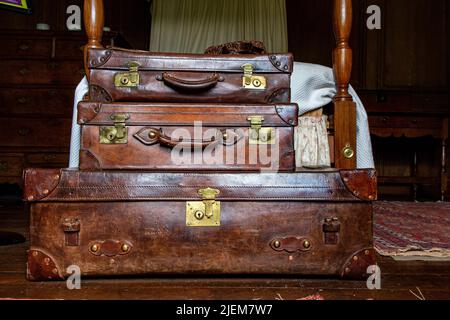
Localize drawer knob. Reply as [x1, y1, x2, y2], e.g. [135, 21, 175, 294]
[17, 128, 31, 136]
[0, 162, 8, 172]
[44, 154, 57, 162]
[48, 62, 59, 70]
[17, 97, 28, 104]
[19, 68, 30, 76]
[18, 43, 30, 51]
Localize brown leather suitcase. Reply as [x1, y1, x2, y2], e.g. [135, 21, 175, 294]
[87, 47, 293, 104]
[24, 168, 377, 281]
[78, 102, 298, 172]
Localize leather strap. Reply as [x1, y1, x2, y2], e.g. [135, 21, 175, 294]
[157, 72, 223, 91]
[134, 128, 243, 149]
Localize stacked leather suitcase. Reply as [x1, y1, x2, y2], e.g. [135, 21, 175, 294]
[24, 3, 376, 281]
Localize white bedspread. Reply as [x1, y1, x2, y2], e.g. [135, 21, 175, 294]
[68, 62, 374, 169]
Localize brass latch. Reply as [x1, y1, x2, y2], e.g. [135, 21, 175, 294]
[114, 61, 140, 87]
[248, 116, 275, 145]
[242, 64, 267, 90]
[99, 113, 129, 144]
[186, 188, 221, 227]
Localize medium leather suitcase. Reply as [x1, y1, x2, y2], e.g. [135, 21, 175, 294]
[78, 102, 298, 172]
[24, 168, 377, 281]
[87, 47, 293, 104]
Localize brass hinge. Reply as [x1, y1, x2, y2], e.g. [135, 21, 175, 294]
[114, 61, 140, 87]
[247, 116, 275, 145]
[242, 63, 267, 90]
[99, 113, 130, 144]
[186, 188, 221, 227]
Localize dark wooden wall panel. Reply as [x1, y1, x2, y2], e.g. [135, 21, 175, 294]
[0, 0, 151, 49]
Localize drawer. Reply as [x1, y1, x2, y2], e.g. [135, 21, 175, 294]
[0, 154, 24, 177]
[54, 39, 85, 59]
[0, 88, 75, 117]
[0, 38, 53, 58]
[412, 94, 450, 113]
[361, 92, 413, 113]
[26, 153, 69, 166]
[369, 116, 443, 129]
[0, 117, 72, 148]
[0, 60, 85, 86]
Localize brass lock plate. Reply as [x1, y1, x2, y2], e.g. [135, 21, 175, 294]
[99, 113, 129, 144]
[242, 63, 267, 90]
[186, 188, 221, 227]
[114, 61, 140, 88]
[249, 128, 275, 145]
[99, 126, 128, 144]
[247, 116, 275, 145]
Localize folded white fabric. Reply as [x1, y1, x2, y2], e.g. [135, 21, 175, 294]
[291, 62, 374, 169]
[295, 116, 331, 168]
[68, 62, 375, 169]
[69, 77, 88, 168]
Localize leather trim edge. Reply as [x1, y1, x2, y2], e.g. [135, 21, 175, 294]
[79, 150, 102, 170]
[275, 104, 298, 126]
[27, 249, 64, 281]
[340, 248, 377, 280]
[89, 49, 113, 68]
[340, 170, 378, 201]
[78, 102, 102, 124]
[23, 168, 62, 202]
[89, 85, 113, 102]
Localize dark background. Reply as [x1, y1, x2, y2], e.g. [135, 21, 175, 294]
[0, 0, 448, 201]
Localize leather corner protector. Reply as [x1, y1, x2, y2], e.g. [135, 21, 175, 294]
[269, 54, 293, 72]
[268, 88, 291, 104]
[23, 169, 62, 202]
[275, 105, 298, 126]
[27, 249, 63, 281]
[79, 150, 101, 170]
[340, 248, 377, 280]
[89, 85, 113, 102]
[340, 170, 378, 201]
[78, 102, 102, 124]
[89, 49, 112, 68]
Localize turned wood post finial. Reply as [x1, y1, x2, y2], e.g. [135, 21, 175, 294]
[333, 0, 353, 101]
[84, 0, 104, 79]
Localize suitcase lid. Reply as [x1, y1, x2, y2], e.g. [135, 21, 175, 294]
[23, 169, 377, 203]
[77, 102, 298, 127]
[88, 47, 294, 74]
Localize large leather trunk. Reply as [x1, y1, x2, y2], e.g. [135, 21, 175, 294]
[87, 47, 293, 104]
[78, 102, 298, 172]
[24, 168, 377, 281]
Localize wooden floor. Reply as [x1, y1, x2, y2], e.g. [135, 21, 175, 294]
[1, 202, 449, 300]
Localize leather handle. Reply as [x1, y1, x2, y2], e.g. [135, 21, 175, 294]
[134, 128, 243, 149]
[157, 72, 223, 91]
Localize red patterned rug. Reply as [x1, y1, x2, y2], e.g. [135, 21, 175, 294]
[374, 202, 450, 260]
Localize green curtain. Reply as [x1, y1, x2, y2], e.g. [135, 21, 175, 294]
[150, 0, 288, 53]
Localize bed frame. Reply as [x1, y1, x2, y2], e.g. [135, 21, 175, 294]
[83, 0, 357, 170]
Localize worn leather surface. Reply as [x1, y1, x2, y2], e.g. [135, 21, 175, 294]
[88, 48, 293, 103]
[24, 169, 373, 202]
[77, 102, 297, 171]
[26, 169, 374, 279]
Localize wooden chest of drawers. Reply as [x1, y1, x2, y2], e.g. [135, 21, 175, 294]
[0, 30, 121, 186]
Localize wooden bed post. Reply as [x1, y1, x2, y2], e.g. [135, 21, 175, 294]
[84, 0, 104, 80]
[333, 0, 357, 169]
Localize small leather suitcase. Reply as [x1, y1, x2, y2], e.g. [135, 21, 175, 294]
[24, 168, 377, 281]
[87, 47, 293, 104]
[78, 102, 298, 172]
